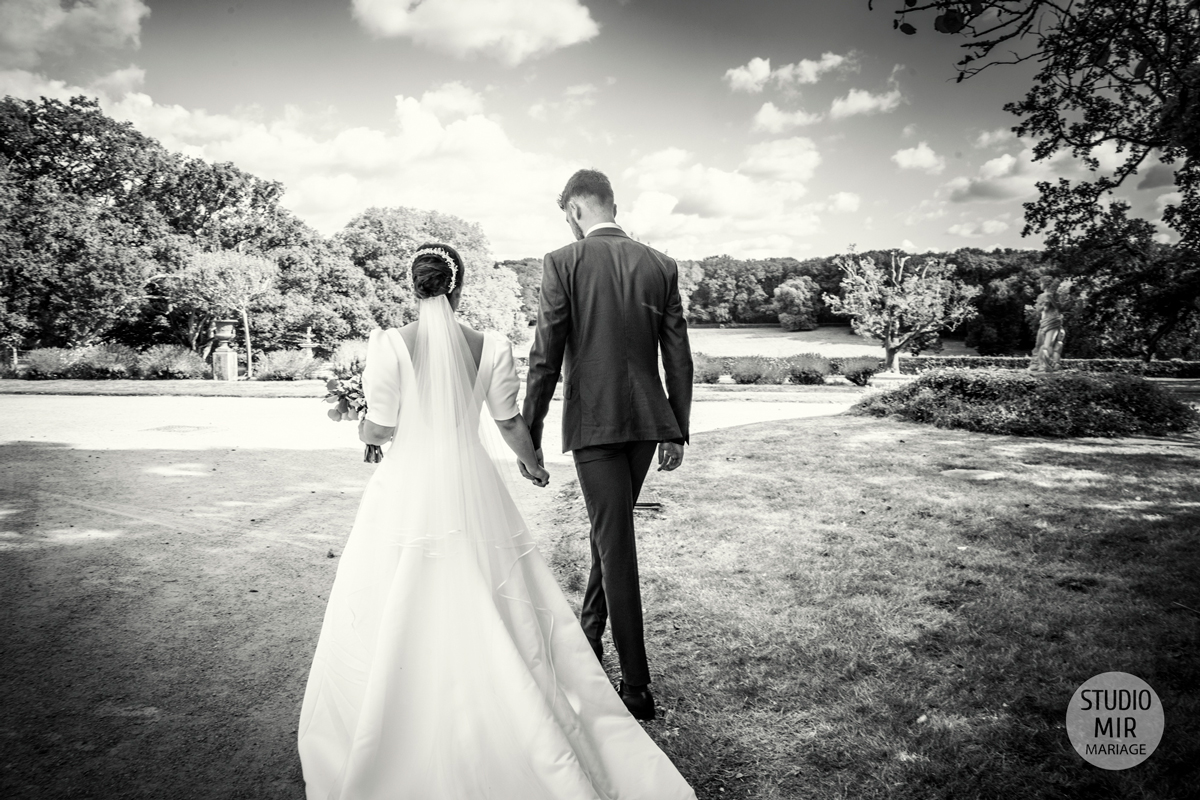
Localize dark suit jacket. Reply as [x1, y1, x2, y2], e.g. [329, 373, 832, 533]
[523, 226, 693, 453]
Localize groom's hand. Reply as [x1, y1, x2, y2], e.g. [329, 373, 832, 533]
[658, 442, 684, 471]
[519, 448, 548, 486]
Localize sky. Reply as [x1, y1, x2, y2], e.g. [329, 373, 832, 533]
[0, 0, 1182, 260]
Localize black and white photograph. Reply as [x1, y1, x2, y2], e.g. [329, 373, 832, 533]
[1, 1, 1198, 798]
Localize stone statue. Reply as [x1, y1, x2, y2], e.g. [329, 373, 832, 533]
[1029, 291, 1065, 372]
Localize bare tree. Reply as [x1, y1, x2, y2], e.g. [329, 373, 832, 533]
[824, 252, 981, 371]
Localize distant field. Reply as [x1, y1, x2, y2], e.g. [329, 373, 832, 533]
[516, 324, 978, 361]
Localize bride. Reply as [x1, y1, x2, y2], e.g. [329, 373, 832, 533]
[298, 243, 697, 800]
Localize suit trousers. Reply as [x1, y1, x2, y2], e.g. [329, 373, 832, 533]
[572, 439, 658, 688]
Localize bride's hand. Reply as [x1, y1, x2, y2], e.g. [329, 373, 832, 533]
[521, 461, 550, 488]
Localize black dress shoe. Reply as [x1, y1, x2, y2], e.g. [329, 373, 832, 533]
[619, 682, 656, 721]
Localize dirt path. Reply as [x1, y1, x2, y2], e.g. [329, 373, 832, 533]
[0, 393, 856, 800]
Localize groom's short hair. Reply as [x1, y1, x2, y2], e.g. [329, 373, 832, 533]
[558, 169, 614, 211]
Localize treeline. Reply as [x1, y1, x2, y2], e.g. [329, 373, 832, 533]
[0, 96, 524, 360]
[655, 248, 1195, 360]
[675, 251, 1050, 356]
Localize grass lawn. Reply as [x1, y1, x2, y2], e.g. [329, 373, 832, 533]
[544, 414, 1199, 799]
[513, 324, 979, 362]
[686, 326, 979, 359]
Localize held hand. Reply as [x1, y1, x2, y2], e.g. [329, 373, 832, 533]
[519, 460, 550, 487]
[519, 449, 548, 486]
[657, 442, 684, 472]
[527, 463, 551, 488]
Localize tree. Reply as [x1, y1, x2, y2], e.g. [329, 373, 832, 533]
[0, 160, 29, 354]
[335, 207, 524, 341]
[1, 176, 169, 347]
[149, 156, 286, 250]
[682, 256, 773, 324]
[170, 251, 277, 378]
[499, 257, 543, 324]
[824, 251, 981, 371]
[0, 95, 300, 352]
[0, 96, 188, 347]
[676, 260, 705, 318]
[1049, 206, 1200, 360]
[772, 276, 821, 331]
[878, 0, 1200, 250]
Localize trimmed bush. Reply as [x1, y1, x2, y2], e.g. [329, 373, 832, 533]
[69, 344, 140, 379]
[255, 350, 324, 381]
[692, 352, 722, 384]
[784, 352, 831, 385]
[850, 368, 1200, 438]
[23, 348, 79, 379]
[839, 356, 885, 387]
[138, 345, 209, 379]
[329, 339, 368, 379]
[729, 355, 782, 385]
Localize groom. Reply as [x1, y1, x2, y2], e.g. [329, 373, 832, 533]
[523, 169, 693, 721]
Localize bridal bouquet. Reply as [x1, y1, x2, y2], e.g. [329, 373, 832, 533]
[324, 375, 383, 463]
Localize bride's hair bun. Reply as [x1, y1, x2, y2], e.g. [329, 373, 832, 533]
[411, 243, 465, 299]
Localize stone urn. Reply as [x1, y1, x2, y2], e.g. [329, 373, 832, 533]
[211, 318, 239, 381]
[298, 326, 316, 360]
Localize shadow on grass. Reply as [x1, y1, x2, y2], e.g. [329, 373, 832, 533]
[0, 440, 373, 800]
[574, 415, 1200, 800]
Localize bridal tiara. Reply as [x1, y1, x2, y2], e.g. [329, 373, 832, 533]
[413, 246, 458, 294]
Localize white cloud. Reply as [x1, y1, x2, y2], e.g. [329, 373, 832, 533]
[773, 52, 854, 86]
[741, 137, 822, 183]
[621, 140, 824, 258]
[1156, 191, 1182, 213]
[900, 238, 916, 251]
[902, 123, 917, 138]
[751, 101, 822, 133]
[0, 0, 149, 69]
[350, 0, 598, 66]
[943, 139, 1088, 203]
[1152, 191, 1182, 243]
[826, 191, 861, 213]
[89, 63, 144, 96]
[974, 128, 1015, 148]
[829, 86, 903, 119]
[724, 56, 772, 93]
[724, 52, 854, 93]
[891, 141, 945, 174]
[948, 219, 1010, 238]
[418, 81, 485, 119]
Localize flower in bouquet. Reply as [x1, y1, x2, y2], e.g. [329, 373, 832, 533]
[324, 375, 366, 421]
[324, 375, 383, 462]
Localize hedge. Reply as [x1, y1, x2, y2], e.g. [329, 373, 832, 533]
[851, 368, 1200, 438]
[898, 355, 1200, 379]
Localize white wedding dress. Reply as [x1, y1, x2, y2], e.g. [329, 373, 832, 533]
[298, 296, 697, 800]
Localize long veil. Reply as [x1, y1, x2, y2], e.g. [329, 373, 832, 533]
[387, 295, 514, 554]
[300, 295, 606, 799]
